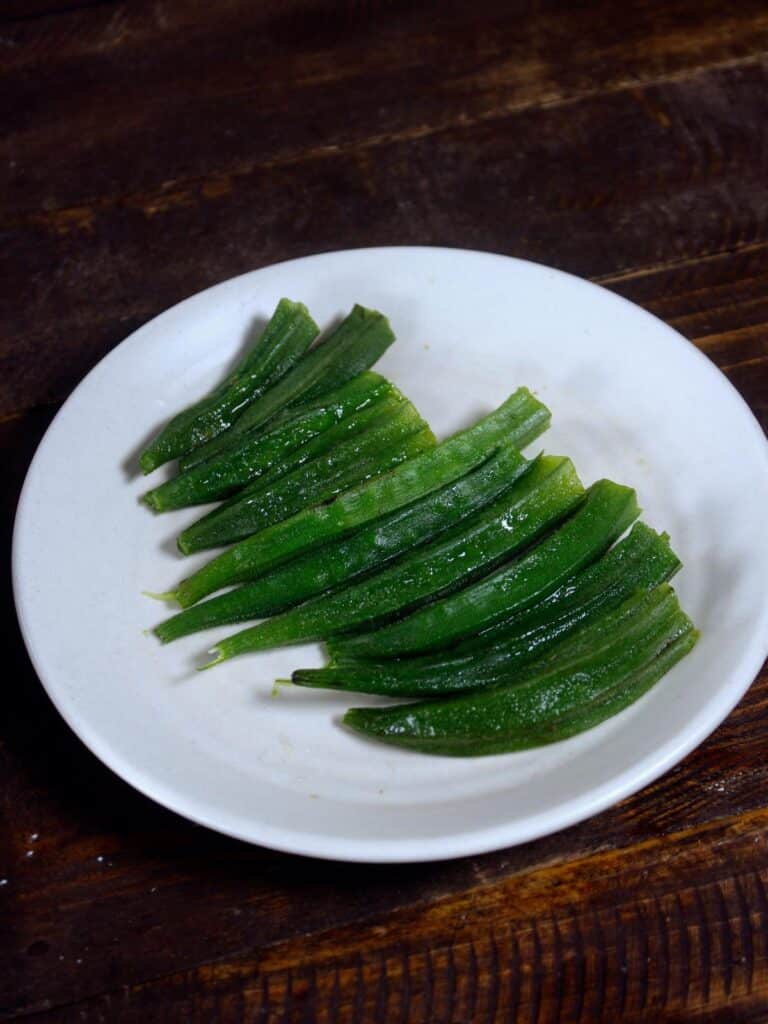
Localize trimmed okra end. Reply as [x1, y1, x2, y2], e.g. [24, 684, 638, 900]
[142, 589, 178, 603]
[139, 450, 160, 475]
[342, 708, 375, 734]
[198, 647, 226, 671]
[141, 489, 163, 512]
[176, 534, 194, 556]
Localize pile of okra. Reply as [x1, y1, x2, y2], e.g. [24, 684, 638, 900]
[142, 299, 698, 757]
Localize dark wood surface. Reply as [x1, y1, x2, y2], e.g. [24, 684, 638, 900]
[2, 2, 767, 1020]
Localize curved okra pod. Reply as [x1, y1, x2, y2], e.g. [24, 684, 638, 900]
[177, 401, 434, 552]
[293, 522, 681, 696]
[180, 304, 396, 472]
[140, 299, 319, 474]
[203, 454, 583, 663]
[170, 387, 550, 607]
[336, 478, 640, 659]
[342, 586, 698, 756]
[142, 372, 396, 512]
[154, 442, 531, 643]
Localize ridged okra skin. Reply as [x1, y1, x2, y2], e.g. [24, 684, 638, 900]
[336, 478, 639, 659]
[140, 299, 319, 474]
[204, 453, 584, 663]
[293, 522, 681, 697]
[177, 398, 433, 552]
[143, 372, 395, 512]
[171, 386, 550, 608]
[179, 304, 396, 472]
[343, 586, 698, 756]
[154, 442, 530, 643]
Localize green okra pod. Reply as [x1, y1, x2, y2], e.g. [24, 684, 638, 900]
[179, 304, 396, 472]
[177, 400, 434, 552]
[170, 386, 550, 607]
[294, 522, 681, 696]
[140, 299, 319, 474]
[143, 372, 396, 512]
[336, 478, 639, 659]
[154, 442, 531, 643]
[342, 586, 698, 756]
[204, 454, 583, 664]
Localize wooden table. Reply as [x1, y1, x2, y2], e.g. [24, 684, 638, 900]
[3, 2, 767, 1020]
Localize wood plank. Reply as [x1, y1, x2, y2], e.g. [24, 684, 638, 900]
[0, 0, 117, 21]
[3, 0, 768, 216]
[3, 59, 768, 418]
[18, 809, 768, 1021]
[605, 243, 768, 431]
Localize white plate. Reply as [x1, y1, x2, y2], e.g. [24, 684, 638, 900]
[13, 247, 768, 863]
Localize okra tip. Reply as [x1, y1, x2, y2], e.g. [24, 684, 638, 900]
[141, 489, 163, 512]
[198, 646, 226, 671]
[342, 707, 381, 738]
[142, 589, 179, 603]
[176, 534, 194, 556]
[139, 449, 162, 475]
[291, 670, 319, 688]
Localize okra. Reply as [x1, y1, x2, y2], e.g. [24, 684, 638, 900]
[204, 454, 583, 664]
[154, 442, 531, 643]
[342, 586, 698, 756]
[183, 426, 436, 555]
[177, 401, 434, 552]
[179, 304, 395, 472]
[143, 372, 396, 512]
[336, 479, 639, 659]
[310, 522, 679, 696]
[140, 299, 319, 474]
[170, 387, 550, 607]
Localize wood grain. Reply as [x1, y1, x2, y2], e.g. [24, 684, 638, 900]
[3, 1, 768, 1019]
[13, 811, 768, 1021]
[3, 58, 768, 418]
[3, 0, 768, 216]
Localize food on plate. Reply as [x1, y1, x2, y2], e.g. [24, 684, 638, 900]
[170, 386, 550, 608]
[331, 478, 639, 659]
[142, 299, 696, 757]
[143, 371, 413, 512]
[342, 586, 697, 756]
[202, 454, 584, 664]
[176, 384, 434, 551]
[154, 441, 532, 642]
[293, 522, 681, 697]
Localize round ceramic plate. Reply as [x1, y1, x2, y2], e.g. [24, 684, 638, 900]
[13, 247, 768, 862]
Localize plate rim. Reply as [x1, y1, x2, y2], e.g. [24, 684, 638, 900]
[12, 245, 768, 863]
